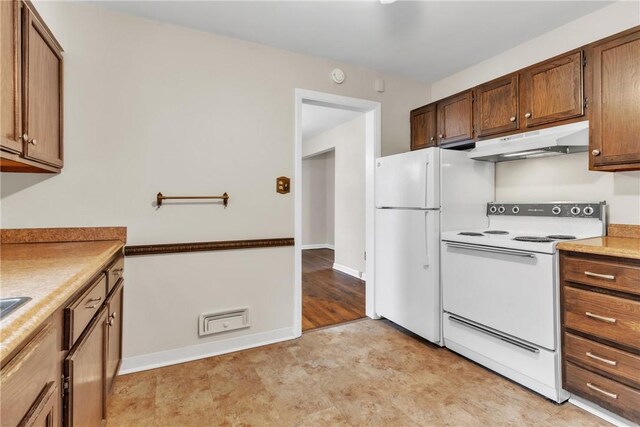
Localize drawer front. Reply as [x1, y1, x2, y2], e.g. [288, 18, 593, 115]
[105, 255, 124, 294]
[563, 256, 640, 295]
[0, 324, 56, 427]
[564, 333, 640, 388]
[564, 286, 640, 351]
[65, 274, 107, 349]
[565, 362, 640, 422]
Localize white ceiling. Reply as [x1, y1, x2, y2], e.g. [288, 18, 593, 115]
[94, 0, 612, 82]
[302, 103, 363, 141]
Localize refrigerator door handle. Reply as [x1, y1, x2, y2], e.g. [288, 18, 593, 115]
[424, 161, 430, 209]
[423, 211, 430, 267]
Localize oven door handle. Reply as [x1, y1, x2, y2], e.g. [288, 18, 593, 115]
[445, 242, 536, 259]
[448, 315, 540, 354]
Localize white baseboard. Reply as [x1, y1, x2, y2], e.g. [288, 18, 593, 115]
[301, 243, 335, 250]
[569, 396, 637, 427]
[118, 327, 295, 375]
[333, 262, 365, 281]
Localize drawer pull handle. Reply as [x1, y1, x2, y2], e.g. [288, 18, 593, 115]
[585, 271, 615, 280]
[586, 352, 618, 366]
[85, 296, 102, 308]
[585, 312, 616, 324]
[112, 268, 124, 277]
[587, 383, 618, 399]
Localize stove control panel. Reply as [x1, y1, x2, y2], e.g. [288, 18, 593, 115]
[487, 202, 605, 219]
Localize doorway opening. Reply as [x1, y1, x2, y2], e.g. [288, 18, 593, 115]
[294, 90, 381, 336]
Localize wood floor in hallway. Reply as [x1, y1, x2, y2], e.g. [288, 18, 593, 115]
[106, 319, 608, 426]
[302, 248, 366, 332]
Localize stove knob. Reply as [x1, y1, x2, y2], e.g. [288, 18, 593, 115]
[552, 206, 562, 215]
[497, 206, 505, 214]
[570, 206, 581, 216]
[583, 206, 594, 216]
[489, 205, 497, 214]
[512, 206, 520, 214]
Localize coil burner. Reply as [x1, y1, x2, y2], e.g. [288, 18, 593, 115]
[513, 236, 555, 242]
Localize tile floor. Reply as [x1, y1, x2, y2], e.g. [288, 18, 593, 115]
[107, 319, 608, 426]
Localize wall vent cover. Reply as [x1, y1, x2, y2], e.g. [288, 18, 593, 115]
[199, 308, 250, 337]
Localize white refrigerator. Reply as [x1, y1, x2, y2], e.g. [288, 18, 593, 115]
[374, 147, 494, 344]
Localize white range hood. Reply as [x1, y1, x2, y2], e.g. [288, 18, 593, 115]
[468, 121, 589, 162]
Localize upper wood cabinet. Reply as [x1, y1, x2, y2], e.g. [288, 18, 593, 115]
[475, 74, 519, 138]
[410, 104, 437, 151]
[437, 90, 474, 147]
[0, 0, 63, 173]
[22, 3, 63, 168]
[588, 28, 640, 171]
[520, 51, 585, 128]
[1, 0, 22, 156]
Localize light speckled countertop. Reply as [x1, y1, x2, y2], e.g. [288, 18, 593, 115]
[557, 236, 640, 260]
[0, 240, 124, 362]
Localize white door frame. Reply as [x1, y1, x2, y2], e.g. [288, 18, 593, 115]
[294, 89, 381, 337]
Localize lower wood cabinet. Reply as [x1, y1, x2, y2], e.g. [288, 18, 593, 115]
[64, 307, 108, 427]
[20, 381, 58, 427]
[62, 255, 125, 427]
[561, 251, 640, 423]
[105, 280, 123, 395]
[0, 323, 58, 427]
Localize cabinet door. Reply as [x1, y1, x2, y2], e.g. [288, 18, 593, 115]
[411, 104, 437, 150]
[0, 323, 57, 427]
[105, 280, 123, 395]
[1, 0, 22, 154]
[476, 74, 518, 138]
[22, 4, 63, 168]
[18, 382, 58, 427]
[520, 51, 584, 128]
[64, 308, 107, 427]
[437, 90, 474, 147]
[590, 30, 640, 171]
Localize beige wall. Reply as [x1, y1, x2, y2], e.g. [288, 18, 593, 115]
[301, 151, 335, 247]
[0, 1, 428, 370]
[429, 1, 640, 225]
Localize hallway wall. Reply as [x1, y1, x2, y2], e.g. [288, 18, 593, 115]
[301, 151, 335, 248]
[303, 115, 366, 276]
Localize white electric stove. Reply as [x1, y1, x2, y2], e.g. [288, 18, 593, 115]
[441, 202, 606, 403]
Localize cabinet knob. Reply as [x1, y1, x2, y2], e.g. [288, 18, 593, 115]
[21, 133, 28, 142]
[509, 116, 516, 122]
[429, 137, 435, 142]
[438, 134, 444, 139]
[524, 112, 532, 119]
[29, 139, 37, 146]
[592, 149, 601, 156]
